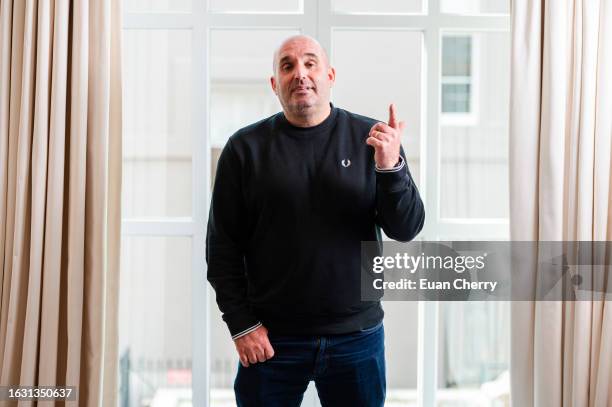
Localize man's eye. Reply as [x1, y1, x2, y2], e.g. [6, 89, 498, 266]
[282, 65, 292, 70]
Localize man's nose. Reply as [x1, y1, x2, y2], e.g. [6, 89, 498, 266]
[293, 64, 307, 79]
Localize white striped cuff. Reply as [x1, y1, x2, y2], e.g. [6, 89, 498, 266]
[232, 322, 262, 340]
[375, 156, 405, 173]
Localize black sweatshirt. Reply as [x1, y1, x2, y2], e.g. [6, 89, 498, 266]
[206, 104, 425, 339]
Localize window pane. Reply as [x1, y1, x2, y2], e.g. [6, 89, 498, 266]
[440, 32, 510, 219]
[119, 236, 193, 407]
[384, 303, 419, 406]
[442, 84, 470, 113]
[437, 302, 510, 406]
[125, 0, 191, 12]
[333, 0, 423, 14]
[209, 0, 302, 13]
[209, 30, 295, 186]
[335, 35, 422, 398]
[122, 30, 192, 218]
[440, 0, 509, 15]
[333, 30, 422, 187]
[209, 29, 297, 405]
[442, 36, 471, 77]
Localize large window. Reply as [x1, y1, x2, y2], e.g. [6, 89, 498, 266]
[120, 1, 511, 406]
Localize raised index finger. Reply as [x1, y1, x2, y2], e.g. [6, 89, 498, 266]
[388, 103, 398, 129]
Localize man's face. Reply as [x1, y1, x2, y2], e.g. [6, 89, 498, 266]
[271, 37, 335, 116]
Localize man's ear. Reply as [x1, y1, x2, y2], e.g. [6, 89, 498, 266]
[270, 76, 278, 94]
[328, 66, 336, 86]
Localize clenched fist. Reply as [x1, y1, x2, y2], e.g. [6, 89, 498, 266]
[366, 103, 406, 169]
[234, 325, 275, 367]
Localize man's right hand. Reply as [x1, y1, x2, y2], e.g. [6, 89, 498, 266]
[233, 325, 275, 367]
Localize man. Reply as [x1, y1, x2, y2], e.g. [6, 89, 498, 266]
[206, 35, 424, 406]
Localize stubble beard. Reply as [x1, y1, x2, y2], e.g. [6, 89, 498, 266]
[292, 100, 315, 115]
[278, 85, 329, 124]
[289, 88, 328, 115]
[280, 93, 316, 118]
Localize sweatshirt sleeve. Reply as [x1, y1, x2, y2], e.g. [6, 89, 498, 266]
[374, 146, 425, 242]
[206, 139, 261, 339]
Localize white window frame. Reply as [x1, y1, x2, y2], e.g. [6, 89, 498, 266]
[121, 1, 510, 406]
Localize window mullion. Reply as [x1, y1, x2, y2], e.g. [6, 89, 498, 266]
[122, 219, 197, 235]
[193, 0, 209, 405]
[420, 0, 441, 405]
[207, 13, 306, 28]
[123, 12, 193, 29]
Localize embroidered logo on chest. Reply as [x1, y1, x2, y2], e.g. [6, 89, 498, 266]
[341, 159, 351, 168]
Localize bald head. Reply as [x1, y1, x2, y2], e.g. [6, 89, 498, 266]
[269, 34, 335, 127]
[272, 35, 330, 74]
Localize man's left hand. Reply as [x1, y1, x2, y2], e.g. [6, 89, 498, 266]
[366, 103, 406, 169]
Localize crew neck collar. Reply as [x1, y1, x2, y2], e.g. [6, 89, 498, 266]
[278, 103, 338, 136]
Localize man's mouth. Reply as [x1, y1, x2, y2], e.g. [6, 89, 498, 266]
[293, 86, 314, 93]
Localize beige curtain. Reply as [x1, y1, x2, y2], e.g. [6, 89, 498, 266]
[510, 0, 612, 406]
[0, 0, 122, 406]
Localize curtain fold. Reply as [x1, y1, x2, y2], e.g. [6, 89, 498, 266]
[0, 0, 122, 406]
[510, 0, 612, 406]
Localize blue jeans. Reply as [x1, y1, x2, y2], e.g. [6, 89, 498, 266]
[234, 322, 385, 407]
